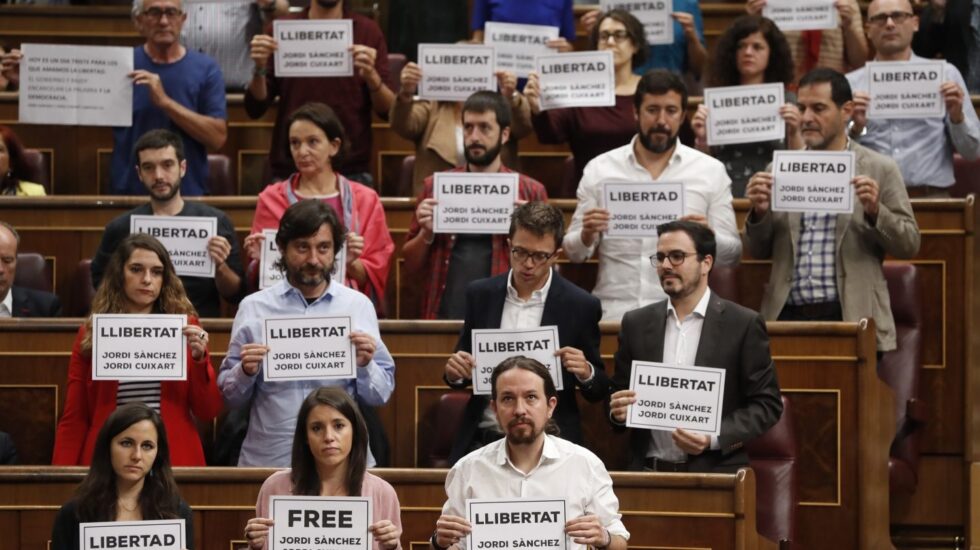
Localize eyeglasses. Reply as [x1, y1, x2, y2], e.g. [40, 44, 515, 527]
[511, 247, 557, 266]
[867, 11, 914, 25]
[598, 30, 631, 43]
[141, 7, 183, 19]
[650, 250, 698, 268]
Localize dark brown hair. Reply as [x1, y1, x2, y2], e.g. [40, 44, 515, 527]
[287, 102, 350, 169]
[490, 356, 560, 436]
[290, 387, 370, 497]
[588, 9, 649, 70]
[708, 15, 794, 87]
[508, 201, 565, 250]
[0, 125, 30, 195]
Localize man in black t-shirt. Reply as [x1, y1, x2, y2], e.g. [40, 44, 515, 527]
[91, 129, 244, 317]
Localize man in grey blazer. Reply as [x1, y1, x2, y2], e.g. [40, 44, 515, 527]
[743, 68, 921, 352]
[610, 221, 783, 473]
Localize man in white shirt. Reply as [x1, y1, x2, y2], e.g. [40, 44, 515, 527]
[609, 221, 782, 472]
[563, 69, 741, 321]
[432, 356, 629, 550]
[442, 202, 609, 463]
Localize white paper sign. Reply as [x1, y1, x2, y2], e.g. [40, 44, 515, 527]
[763, 0, 838, 31]
[130, 215, 217, 278]
[18, 43, 133, 127]
[273, 19, 353, 77]
[92, 314, 187, 381]
[269, 496, 372, 550]
[467, 498, 567, 550]
[600, 0, 675, 45]
[484, 22, 560, 78]
[80, 519, 185, 550]
[866, 60, 945, 119]
[704, 83, 786, 146]
[263, 316, 356, 381]
[626, 361, 725, 436]
[432, 172, 519, 234]
[418, 44, 495, 102]
[260, 229, 347, 289]
[771, 150, 855, 213]
[470, 326, 562, 395]
[603, 181, 685, 238]
[536, 51, 615, 111]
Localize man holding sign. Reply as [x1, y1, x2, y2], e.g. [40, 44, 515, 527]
[443, 202, 608, 464]
[609, 221, 782, 472]
[432, 357, 629, 550]
[845, 0, 980, 197]
[403, 91, 548, 320]
[563, 70, 741, 321]
[744, 68, 920, 352]
[91, 130, 244, 318]
[219, 199, 395, 467]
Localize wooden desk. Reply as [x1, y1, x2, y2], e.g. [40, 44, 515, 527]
[0, 318, 891, 549]
[0, 466, 775, 550]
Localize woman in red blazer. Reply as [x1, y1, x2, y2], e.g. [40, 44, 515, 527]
[53, 234, 224, 466]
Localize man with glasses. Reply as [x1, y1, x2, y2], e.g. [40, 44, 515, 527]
[403, 91, 548, 320]
[845, 0, 980, 197]
[441, 202, 608, 464]
[563, 69, 741, 321]
[609, 220, 782, 472]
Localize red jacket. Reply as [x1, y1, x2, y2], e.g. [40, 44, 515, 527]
[52, 319, 224, 466]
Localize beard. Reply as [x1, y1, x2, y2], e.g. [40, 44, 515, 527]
[287, 261, 334, 288]
[314, 0, 342, 8]
[147, 179, 180, 202]
[638, 125, 678, 154]
[505, 416, 542, 446]
[464, 137, 504, 167]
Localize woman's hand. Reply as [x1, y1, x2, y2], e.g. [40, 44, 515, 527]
[244, 232, 267, 263]
[183, 326, 209, 361]
[370, 519, 402, 549]
[244, 517, 274, 550]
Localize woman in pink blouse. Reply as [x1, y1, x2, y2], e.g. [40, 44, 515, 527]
[242, 387, 403, 550]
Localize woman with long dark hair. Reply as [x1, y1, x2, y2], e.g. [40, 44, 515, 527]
[50, 403, 194, 550]
[0, 125, 45, 196]
[52, 234, 223, 466]
[243, 387, 402, 550]
[691, 15, 803, 197]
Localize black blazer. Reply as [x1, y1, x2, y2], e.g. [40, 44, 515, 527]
[11, 286, 62, 317]
[447, 271, 609, 464]
[611, 293, 783, 472]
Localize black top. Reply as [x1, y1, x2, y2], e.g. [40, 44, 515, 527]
[50, 499, 194, 550]
[90, 202, 245, 318]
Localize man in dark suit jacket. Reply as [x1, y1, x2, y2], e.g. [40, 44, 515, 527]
[0, 221, 61, 318]
[610, 221, 782, 473]
[444, 202, 610, 464]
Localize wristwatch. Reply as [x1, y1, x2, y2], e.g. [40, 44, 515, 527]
[430, 532, 449, 550]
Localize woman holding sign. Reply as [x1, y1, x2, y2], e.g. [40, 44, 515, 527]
[524, 9, 646, 189]
[53, 234, 223, 466]
[243, 387, 402, 550]
[0, 125, 46, 196]
[50, 403, 194, 550]
[691, 15, 803, 196]
[245, 102, 394, 315]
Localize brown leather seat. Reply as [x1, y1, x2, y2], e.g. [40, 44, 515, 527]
[880, 263, 926, 494]
[417, 391, 470, 468]
[208, 154, 234, 196]
[558, 156, 577, 199]
[708, 265, 739, 304]
[67, 259, 96, 317]
[397, 155, 416, 197]
[747, 394, 798, 548]
[13, 253, 52, 293]
[20, 149, 49, 190]
[388, 53, 407, 91]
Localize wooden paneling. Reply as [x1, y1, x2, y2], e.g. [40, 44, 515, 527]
[0, 319, 891, 550]
[0, 466, 776, 550]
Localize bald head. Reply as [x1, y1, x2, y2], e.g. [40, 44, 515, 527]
[866, 0, 918, 59]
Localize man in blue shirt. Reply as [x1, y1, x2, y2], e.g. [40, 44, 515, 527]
[218, 199, 396, 467]
[846, 0, 980, 197]
[471, 0, 576, 52]
[115, 0, 228, 195]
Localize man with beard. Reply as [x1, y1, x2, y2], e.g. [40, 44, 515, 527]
[245, 0, 394, 186]
[403, 91, 548, 319]
[218, 199, 395, 466]
[91, 129, 244, 317]
[609, 221, 782, 472]
[563, 69, 741, 321]
[744, 68, 920, 352]
[431, 356, 630, 550]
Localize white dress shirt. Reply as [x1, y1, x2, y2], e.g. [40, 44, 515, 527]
[647, 289, 712, 462]
[0, 288, 11, 317]
[443, 434, 630, 549]
[500, 269, 552, 330]
[563, 138, 741, 321]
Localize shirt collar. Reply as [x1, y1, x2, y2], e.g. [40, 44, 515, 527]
[666, 287, 712, 322]
[495, 434, 561, 469]
[0, 286, 12, 315]
[276, 278, 336, 304]
[505, 268, 553, 304]
[626, 135, 685, 173]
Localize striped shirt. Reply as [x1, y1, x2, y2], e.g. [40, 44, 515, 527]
[181, 0, 262, 90]
[116, 381, 162, 412]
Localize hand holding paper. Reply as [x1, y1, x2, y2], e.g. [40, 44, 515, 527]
[609, 389, 636, 424]
[0, 48, 20, 86]
[495, 70, 518, 99]
[243, 517, 274, 550]
[445, 350, 476, 382]
[369, 519, 402, 550]
[746, 171, 774, 217]
[852, 175, 880, 218]
[182, 325, 209, 361]
[240, 343, 270, 376]
[398, 61, 421, 98]
[244, 232, 266, 262]
[207, 235, 232, 267]
[557, 346, 592, 381]
[350, 44, 379, 81]
[565, 515, 610, 547]
[434, 514, 471, 548]
[580, 208, 611, 246]
[672, 428, 710, 455]
[346, 232, 365, 263]
[941, 80, 966, 123]
[250, 34, 277, 69]
[130, 69, 169, 107]
[350, 330, 376, 367]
